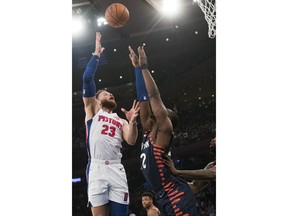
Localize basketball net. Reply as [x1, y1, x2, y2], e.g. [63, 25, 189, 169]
[196, 0, 216, 39]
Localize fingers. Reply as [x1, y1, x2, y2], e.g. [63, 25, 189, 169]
[132, 99, 136, 108]
[137, 46, 147, 58]
[96, 32, 101, 40]
[132, 100, 140, 109]
[141, 46, 147, 57]
[128, 46, 133, 53]
[137, 46, 143, 53]
[128, 46, 136, 55]
[135, 102, 140, 114]
[134, 100, 140, 109]
[163, 158, 172, 168]
[128, 46, 139, 64]
[134, 107, 140, 116]
[121, 108, 127, 114]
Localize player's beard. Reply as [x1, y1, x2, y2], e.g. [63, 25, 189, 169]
[101, 99, 117, 110]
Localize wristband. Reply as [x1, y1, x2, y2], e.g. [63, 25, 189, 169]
[140, 63, 148, 70]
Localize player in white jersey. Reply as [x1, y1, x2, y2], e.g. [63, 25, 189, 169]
[82, 32, 140, 216]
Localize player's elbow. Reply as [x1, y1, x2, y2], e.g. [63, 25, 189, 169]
[148, 91, 160, 100]
[82, 69, 93, 82]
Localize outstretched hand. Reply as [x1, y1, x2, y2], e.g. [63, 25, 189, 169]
[93, 32, 105, 56]
[128, 46, 140, 68]
[137, 46, 148, 66]
[121, 100, 140, 123]
[204, 161, 216, 170]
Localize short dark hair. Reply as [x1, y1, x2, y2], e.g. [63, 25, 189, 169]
[141, 191, 154, 199]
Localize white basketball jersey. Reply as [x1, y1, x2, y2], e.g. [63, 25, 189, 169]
[86, 108, 124, 160]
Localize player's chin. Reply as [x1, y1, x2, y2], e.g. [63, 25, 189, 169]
[111, 101, 117, 109]
[102, 100, 117, 109]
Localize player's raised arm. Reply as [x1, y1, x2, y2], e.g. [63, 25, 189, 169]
[82, 32, 105, 121]
[138, 46, 173, 140]
[128, 46, 151, 131]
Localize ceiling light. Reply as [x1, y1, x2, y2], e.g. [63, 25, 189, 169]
[97, 17, 107, 27]
[72, 16, 85, 35]
[161, 0, 181, 16]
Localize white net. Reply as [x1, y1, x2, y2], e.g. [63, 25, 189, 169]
[196, 0, 216, 39]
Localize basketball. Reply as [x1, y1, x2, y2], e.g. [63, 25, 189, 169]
[105, 3, 129, 28]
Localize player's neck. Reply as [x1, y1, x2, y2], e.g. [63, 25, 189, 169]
[102, 106, 113, 113]
[147, 205, 155, 211]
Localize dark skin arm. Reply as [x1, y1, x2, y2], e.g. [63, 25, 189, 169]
[190, 161, 216, 193]
[163, 156, 216, 180]
[137, 46, 173, 147]
[188, 181, 211, 194]
[128, 46, 152, 131]
[163, 155, 215, 193]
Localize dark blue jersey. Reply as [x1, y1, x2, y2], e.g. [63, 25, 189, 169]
[140, 131, 198, 216]
[140, 131, 170, 191]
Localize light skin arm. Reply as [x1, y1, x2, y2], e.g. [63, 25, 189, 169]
[82, 32, 105, 121]
[137, 46, 172, 146]
[163, 155, 216, 180]
[128, 46, 151, 131]
[121, 100, 140, 145]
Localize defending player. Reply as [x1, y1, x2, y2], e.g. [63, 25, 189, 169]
[128, 45, 198, 215]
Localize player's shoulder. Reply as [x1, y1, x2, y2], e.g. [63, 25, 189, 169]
[149, 206, 160, 215]
[117, 115, 127, 123]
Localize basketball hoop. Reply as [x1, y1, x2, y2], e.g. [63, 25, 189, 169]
[196, 0, 216, 39]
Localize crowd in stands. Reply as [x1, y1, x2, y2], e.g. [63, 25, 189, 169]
[195, 182, 216, 216]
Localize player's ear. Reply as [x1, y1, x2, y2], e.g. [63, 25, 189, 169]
[96, 99, 101, 106]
